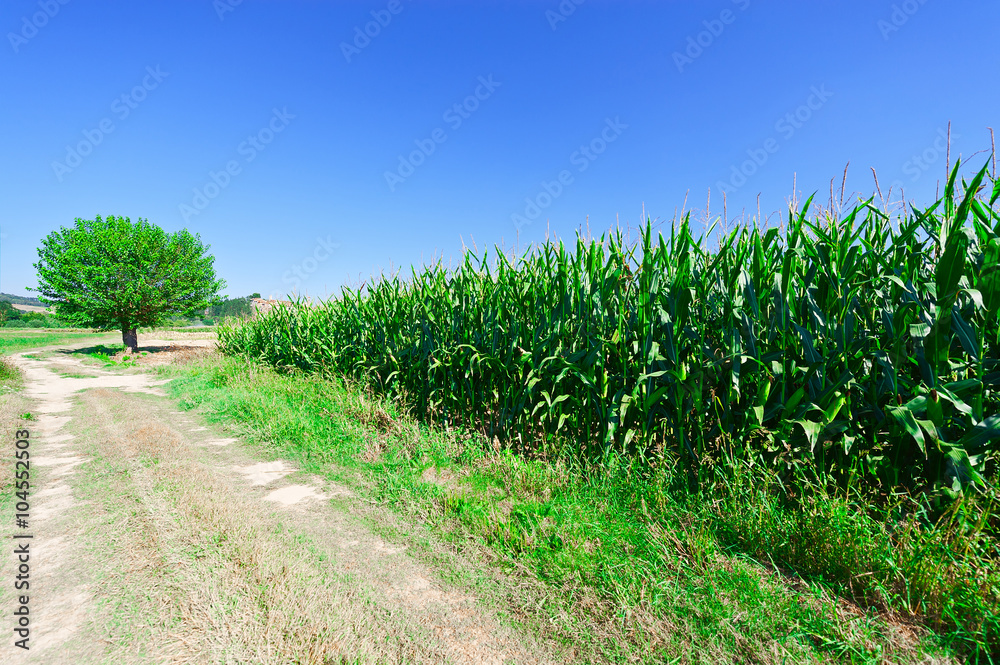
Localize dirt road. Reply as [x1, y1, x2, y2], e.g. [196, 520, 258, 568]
[0, 341, 561, 664]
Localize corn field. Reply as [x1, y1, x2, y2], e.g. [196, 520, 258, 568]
[220, 163, 1000, 492]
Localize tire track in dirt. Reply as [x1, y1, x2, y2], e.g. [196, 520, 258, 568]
[1, 348, 173, 663]
[1, 340, 564, 664]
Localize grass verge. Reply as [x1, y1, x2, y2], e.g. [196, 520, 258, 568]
[0, 354, 30, 519]
[156, 352, 987, 664]
[0, 355, 22, 387]
[0, 329, 117, 354]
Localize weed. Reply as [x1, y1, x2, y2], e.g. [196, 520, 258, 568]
[161, 354, 973, 663]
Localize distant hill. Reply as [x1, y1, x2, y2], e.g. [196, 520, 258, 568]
[0, 293, 43, 307]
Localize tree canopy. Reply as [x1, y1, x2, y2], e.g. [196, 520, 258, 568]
[33, 216, 224, 350]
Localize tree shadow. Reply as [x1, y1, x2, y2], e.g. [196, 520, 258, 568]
[62, 344, 126, 358]
[61, 343, 210, 366]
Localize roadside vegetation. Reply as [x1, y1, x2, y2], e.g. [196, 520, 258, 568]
[161, 352, 960, 663]
[0, 354, 22, 390]
[0, 348, 29, 532]
[0, 353, 20, 379]
[0, 329, 118, 354]
[181, 161, 1000, 661]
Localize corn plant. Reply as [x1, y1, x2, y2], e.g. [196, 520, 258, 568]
[219, 161, 1000, 494]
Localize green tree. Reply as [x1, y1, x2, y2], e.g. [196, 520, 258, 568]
[0, 301, 16, 324]
[33, 216, 224, 351]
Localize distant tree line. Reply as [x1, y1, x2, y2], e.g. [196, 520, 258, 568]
[0, 292, 260, 329]
[0, 301, 73, 328]
[203, 293, 260, 321]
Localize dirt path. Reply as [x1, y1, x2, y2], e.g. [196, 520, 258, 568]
[0, 341, 562, 664]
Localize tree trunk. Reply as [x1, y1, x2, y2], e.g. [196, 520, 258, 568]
[122, 328, 138, 353]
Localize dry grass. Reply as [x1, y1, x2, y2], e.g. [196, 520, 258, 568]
[79, 389, 387, 663]
[0, 356, 29, 506]
[114, 344, 214, 366]
[74, 387, 563, 664]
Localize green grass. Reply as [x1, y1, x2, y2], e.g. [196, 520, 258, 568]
[77, 343, 149, 367]
[0, 329, 117, 354]
[159, 354, 981, 664]
[0, 355, 22, 393]
[0, 356, 20, 382]
[0, 329, 116, 389]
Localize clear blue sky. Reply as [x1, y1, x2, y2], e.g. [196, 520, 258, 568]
[2, 0, 998, 300]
